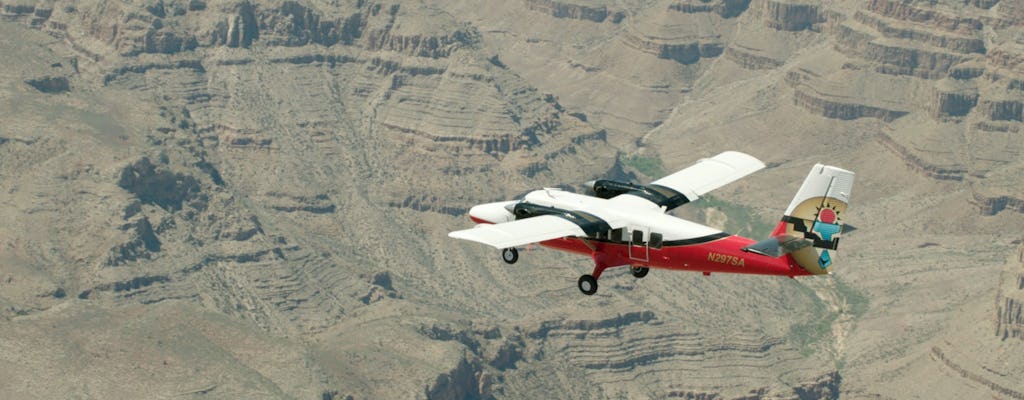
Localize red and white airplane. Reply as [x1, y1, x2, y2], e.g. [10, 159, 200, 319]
[449, 151, 854, 295]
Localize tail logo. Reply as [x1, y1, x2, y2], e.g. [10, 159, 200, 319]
[818, 250, 832, 269]
[811, 204, 842, 246]
[812, 204, 843, 269]
[786, 198, 845, 251]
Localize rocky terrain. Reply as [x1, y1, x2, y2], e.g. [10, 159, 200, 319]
[0, 0, 1022, 399]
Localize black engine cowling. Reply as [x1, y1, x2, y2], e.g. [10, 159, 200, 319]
[511, 202, 611, 236]
[511, 202, 563, 219]
[588, 179, 691, 210]
[590, 180, 646, 199]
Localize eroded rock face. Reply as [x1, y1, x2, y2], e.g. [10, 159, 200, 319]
[24, 75, 70, 93]
[760, 0, 827, 31]
[670, 0, 751, 19]
[117, 157, 201, 212]
[524, 0, 622, 23]
[107, 216, 162, 266]
[719, 0, 1024, 211]
[793, 371, 841, 399]
[973, 193, 1024, 215]
[425, 357, 488, 400]
[931, 85, 978, 118]
[979, 99, 1024, 122]
[997, 293, 1024, 340]
[866, 0, 982, 34]
[793, 87, 908, 122]
[834, 21, 970, 79]
[622, 33, 724, 65]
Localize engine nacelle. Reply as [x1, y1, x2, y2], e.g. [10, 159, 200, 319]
[511, 202, 565, 220]
[467, 201, 517, 224]
[511, 201, 611, 236]
[589, 179, 647, 199]
[588, 179, 691, 210]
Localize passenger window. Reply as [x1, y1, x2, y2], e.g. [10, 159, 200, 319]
[632, 230, 644, 245]
[611, 228, 624, 242]
[650, 233, 663, 249]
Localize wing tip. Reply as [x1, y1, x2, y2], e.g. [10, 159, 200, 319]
[449, 228, 508, 249]
[718, 151, 766, 170]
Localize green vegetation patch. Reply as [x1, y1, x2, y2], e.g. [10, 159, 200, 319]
[696, 194, 777, 238]
[834, 276, 869, 317]
[788, 283, 837, 358]
[789, 312, 838, 358]
[623, 154, 665, 178]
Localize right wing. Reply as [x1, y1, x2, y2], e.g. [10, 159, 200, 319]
[608, 151, 766, 211]
[448, 215, 586, 249]
[650, 151, 765, 202]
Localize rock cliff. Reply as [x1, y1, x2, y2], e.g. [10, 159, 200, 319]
[996, 245, 1024, 340]
[0, 0, 1023, 399]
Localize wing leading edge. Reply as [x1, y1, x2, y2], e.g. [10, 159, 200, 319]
[448, 215, 586, 249]
[652, 151, 765, 201]
[611, 151, 765, 211]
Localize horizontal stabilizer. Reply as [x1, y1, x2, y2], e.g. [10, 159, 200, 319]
[742, 235, 813, 257]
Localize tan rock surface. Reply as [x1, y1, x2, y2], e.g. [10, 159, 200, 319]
[0, 0, 1022, 399]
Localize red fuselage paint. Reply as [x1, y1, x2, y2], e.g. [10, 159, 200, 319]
[539, 236, 811, 277]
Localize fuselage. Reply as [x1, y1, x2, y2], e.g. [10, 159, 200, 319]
[468, 189, 811, 278]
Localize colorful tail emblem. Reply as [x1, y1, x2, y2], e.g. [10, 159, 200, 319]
[780, 164, 855, 275]
[818, 250, 832, 269]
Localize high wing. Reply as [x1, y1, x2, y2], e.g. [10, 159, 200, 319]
[611, 151, 765, 211]
[448, 215, 586, 249]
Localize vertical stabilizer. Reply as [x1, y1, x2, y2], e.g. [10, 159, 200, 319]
[773, 164, 855, 275]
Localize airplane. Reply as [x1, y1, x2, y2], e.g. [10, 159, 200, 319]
[448, 151, 854, 295]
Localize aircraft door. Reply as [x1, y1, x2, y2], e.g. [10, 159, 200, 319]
[629, 227, 649, 262]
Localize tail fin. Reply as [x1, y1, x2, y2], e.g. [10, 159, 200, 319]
[772, 164, 855, 275]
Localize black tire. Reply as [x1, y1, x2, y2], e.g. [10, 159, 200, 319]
[631, 266, 649, 278]
[578, 274, 598, 295]
[501, 248, 519, 264]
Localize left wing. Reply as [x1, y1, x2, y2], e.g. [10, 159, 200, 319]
[448, 215, 586, 249]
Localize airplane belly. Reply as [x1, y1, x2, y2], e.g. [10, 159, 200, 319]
[541, 239, 634, 266]
[539, 238, 594, 256]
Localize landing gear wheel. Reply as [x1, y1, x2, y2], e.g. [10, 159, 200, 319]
[631, 266, 649, 278]
[578, 274, 598, 296]
[501, 248, 519, 264]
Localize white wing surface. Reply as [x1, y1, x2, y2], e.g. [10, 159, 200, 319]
[448, 215, 586, 249]
[650, 151, 765, 202]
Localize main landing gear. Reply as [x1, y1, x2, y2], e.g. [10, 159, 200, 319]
[576, 265, 650, 296]
[501, 248, 648, 296]
[501, 248, 519, 264]
[578, 275, 598, 295]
